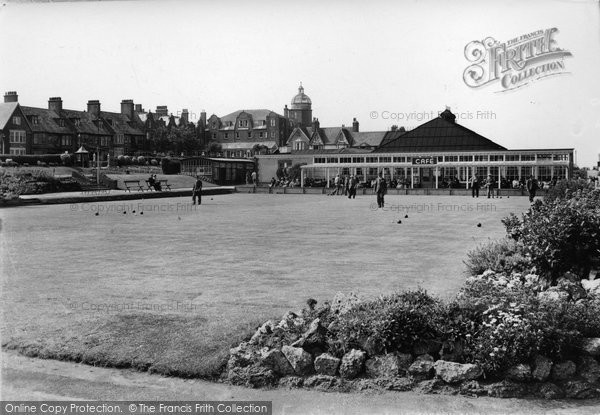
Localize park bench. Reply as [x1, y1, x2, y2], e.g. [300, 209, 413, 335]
[159, 180, 172, 191]
[124, 180, 144, 192]
[144, 179, 172, 191]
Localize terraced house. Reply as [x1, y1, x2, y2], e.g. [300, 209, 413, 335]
[0, 92, 148, 163]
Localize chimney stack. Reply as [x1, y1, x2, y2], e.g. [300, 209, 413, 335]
[87, 100, 101, 117]
[120, 99, 134, 119]
[4, 91, 18, 103]
[352, 117, 359, 132]
[134, 104, 143, 113]
[391, 125, 398, 131]
[312, 117, 320, 130]
[48, 97, 63, 113]
[156, 105, 168, 117]
[284, 104, 289, 118]
[181, 109, 189, 124]
[200, 110, 207, 128]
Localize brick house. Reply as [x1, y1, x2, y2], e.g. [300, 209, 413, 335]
[0, 92, 32, 155]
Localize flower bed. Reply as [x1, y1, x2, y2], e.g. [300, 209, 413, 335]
[226, 185, 600, 399]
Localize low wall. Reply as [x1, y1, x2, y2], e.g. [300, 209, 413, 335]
[235, 185, 531, 197]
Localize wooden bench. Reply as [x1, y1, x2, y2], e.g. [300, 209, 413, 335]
[159, 180, 171, 191]
[144, 179, 172, 191]
[124, 180, 144, 192]
[145, 180, 157, 191]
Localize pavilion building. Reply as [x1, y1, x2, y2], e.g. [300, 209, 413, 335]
[295, 108, 574, 189]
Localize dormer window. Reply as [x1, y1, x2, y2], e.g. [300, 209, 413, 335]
[73, 118, 81, 127]
[31, 116, 39, 125]
[239, 120, 248, 128]
[13, 116, 21, 125]
[57, 118, 65, 127]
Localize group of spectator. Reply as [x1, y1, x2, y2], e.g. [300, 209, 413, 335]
[269, 177, 300, 188]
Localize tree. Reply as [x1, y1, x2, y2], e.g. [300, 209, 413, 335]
[208, 141, 222, 156]
[288, 163, 306, 181]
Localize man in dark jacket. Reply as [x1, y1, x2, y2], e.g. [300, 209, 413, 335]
[526, 175, 538, 203]
[374, 171, 387, 208]
[192, 176, 203, 205]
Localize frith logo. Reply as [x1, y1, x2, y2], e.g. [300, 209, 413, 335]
[463, 28, 572, 92]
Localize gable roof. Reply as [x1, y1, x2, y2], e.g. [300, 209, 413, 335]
[287, 127, 311, 144]
[374, 115, 506, 153]
[61, 109, 112, 135]
[21, 106, 73, 134]
[219, 109, 283, 125]
[0, 102, 20, 129]
[100, 111, 144, 136]
[348, 131, 388, 147]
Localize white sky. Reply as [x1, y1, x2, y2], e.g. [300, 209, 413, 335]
[1, 0, 599, 167]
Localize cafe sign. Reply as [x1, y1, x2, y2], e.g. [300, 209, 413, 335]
[412, 157, 437, 165]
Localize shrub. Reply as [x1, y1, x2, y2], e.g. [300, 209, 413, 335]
[0, 154, 62, 165]
[464, 238, 531, 277]
[545, 179, 594, 203]
[137, 156, 146, 164]
[328, 289, 446, 356]
[509, 188, 600, 282]
[60, 153, 73, 166]
[151, 159, 158, 166]
[161, 157, 181, 175]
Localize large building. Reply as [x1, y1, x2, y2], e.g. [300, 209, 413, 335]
[206, 109, 292, 158]
[290, 108, 574, 188]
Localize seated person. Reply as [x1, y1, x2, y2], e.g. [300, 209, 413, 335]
[148, 175, 156, 188]
[153, 175, 162, 191]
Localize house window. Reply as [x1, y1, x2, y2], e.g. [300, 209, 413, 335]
[271, 131, 275, 138]
[13, 116, 21, 125]
[474, 155, 488, 162]
[10, 147, 26, 155]
[239, 120, 248, 128]
[553, 154, 569, 161]
[224, 133, 229, 139]
[236, 132, 240, 139]
[74, 118, 81, 126]
[31, 116, 39, 125]
[247, 131, 252, 138]
[9, 130, 26, 144]
[270, 119, 276, 127]
[212, 133, 217, 139]
[116, 134, 124, 145]
[61, 136, 71, 146]
[261, 120, 266, 126]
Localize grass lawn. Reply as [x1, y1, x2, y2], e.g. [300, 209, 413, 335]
[0, 193, 532, 378]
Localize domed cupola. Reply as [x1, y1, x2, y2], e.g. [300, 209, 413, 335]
[291, 82, 312, 109]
